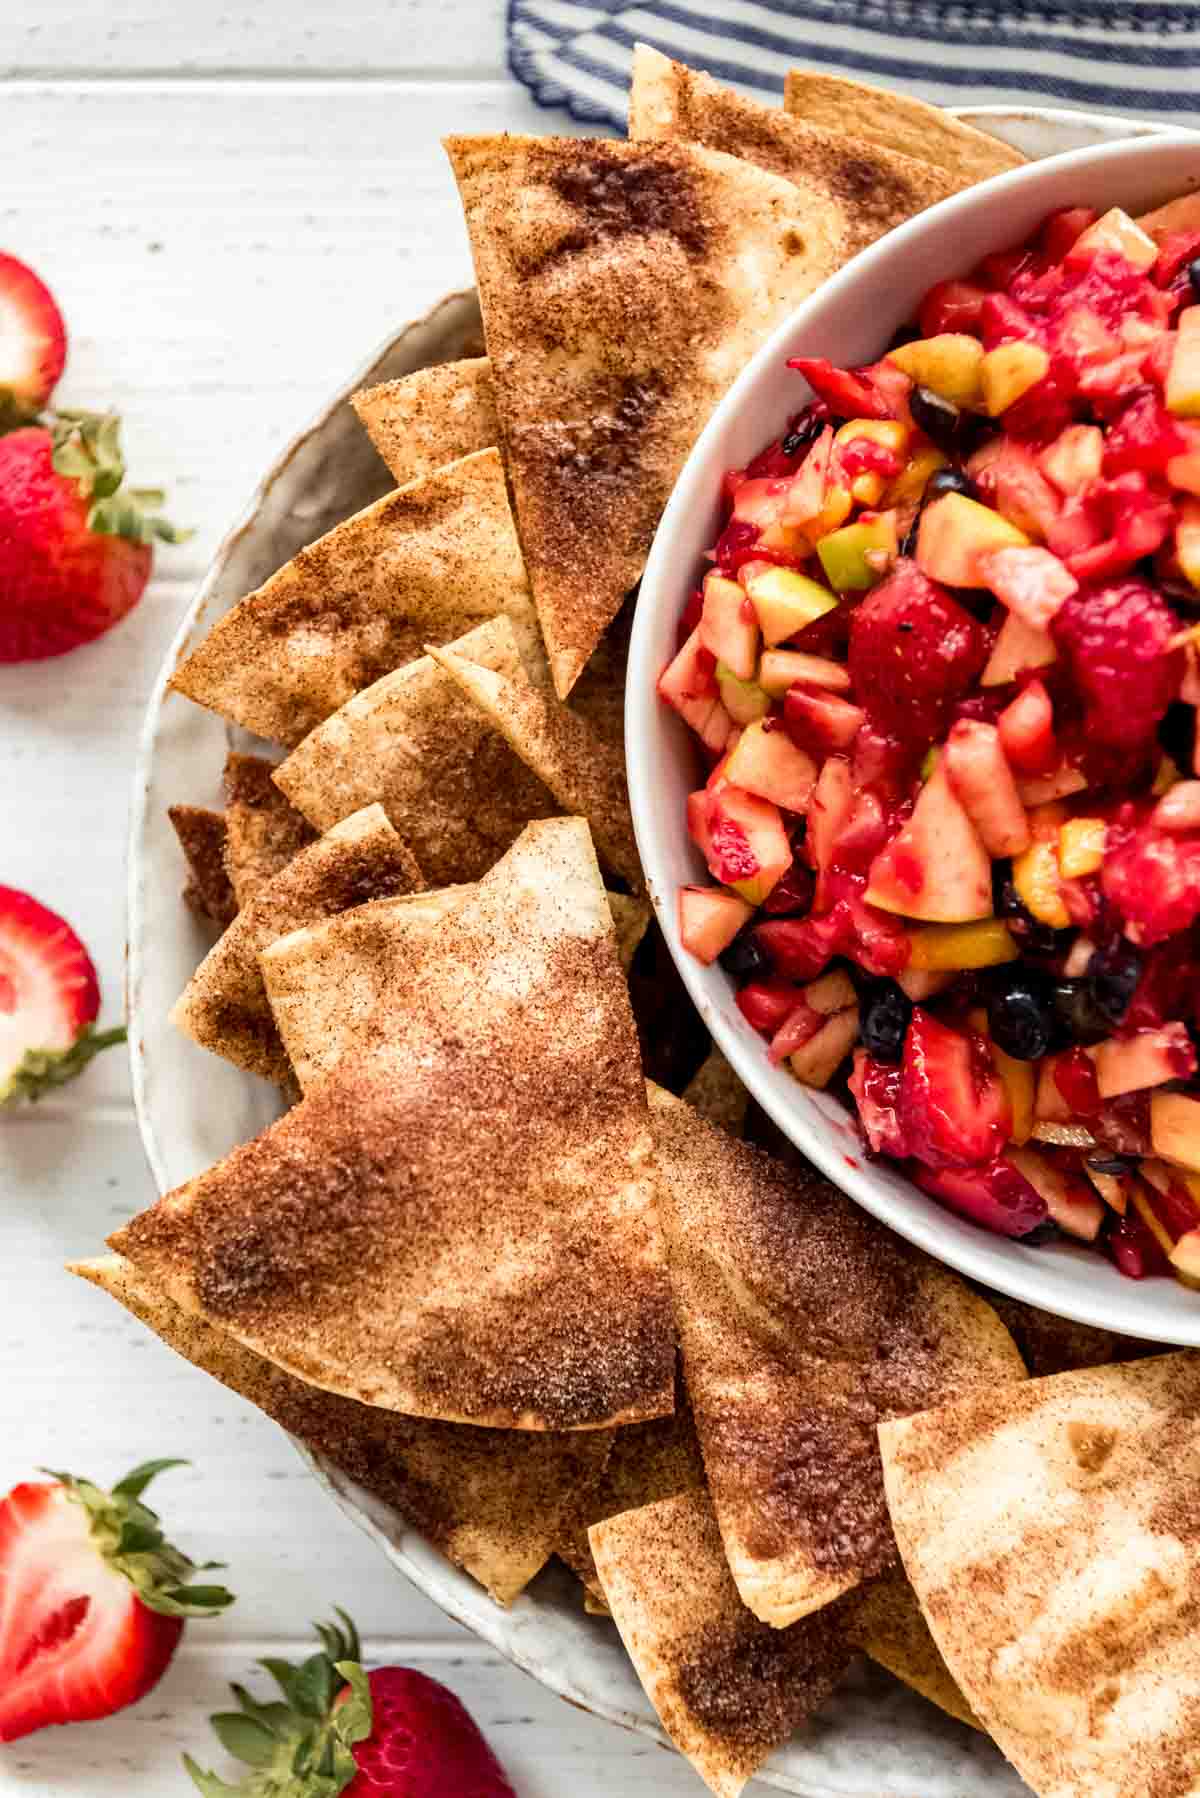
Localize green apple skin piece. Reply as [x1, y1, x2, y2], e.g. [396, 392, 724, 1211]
[1006, 1146, 1103, 1241]
[724, 719, 816, 812]
[716, 661, 771, 726]
[916, 492, 1030, 588]
[816, 513, 898, 592]
[865, 760, 993, 922]
[742, 563, 838, 646]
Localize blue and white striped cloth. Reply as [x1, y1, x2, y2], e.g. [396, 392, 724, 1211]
[508, 0, 1200, 133]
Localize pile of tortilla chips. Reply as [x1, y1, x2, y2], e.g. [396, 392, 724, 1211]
[83, 54, 1200, 1798]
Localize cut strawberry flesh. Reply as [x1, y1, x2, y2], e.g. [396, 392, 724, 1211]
[900, 1008, 1009, 1170]
[913, 1158, 1048, 1238]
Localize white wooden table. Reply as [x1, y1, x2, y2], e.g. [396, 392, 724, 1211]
[0, 8, 708, 1791]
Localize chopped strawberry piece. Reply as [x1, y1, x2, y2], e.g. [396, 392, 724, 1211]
[1102, 389, 1189, 477]
[1105, 1204, 1171, 1278]
[997, 677, 1058, 776]
[914, 1157, 1049, 1238]
[1052, 1045, 1103, 1117]
[786, 357, 892, 419]
[1038, 207, 1099, 264]
[1052, 575, 1181, 751]
[736, 977, 802, 1037]
[847, 561, 987, 747]
[849, 1050, 911, 1156]
[900, 1008, 1009, 1170]
[979, 291, 1039, 350]
[1154, 229, 1200, 288]
[918, 278, 988, 339]
[1103, 822, 1200, 944]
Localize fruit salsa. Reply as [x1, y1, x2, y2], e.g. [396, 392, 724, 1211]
[662, 196, 1200, 1286]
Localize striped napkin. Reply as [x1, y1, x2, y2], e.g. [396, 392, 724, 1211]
[508, 0, 1200, 132]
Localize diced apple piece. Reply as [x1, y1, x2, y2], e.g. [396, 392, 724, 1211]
[1012, 837, 1069, 930]
[1151, 1091, 1200, 1171]
[758, 649, 850, 697]
[897, 968, 955, 1001]
[1069, 207, 1158, 271]
[1083, 1163, 1128, 1214]
[1167, 307, 1200, 420]
[783, 685, 865, 757]
[704, 784, 792, 906]
[976, 544, 1076, 631]
[1176, 496, 1200, 589]
[981, 342, 1050, 416]
[982, 611, 1058, 687]
[659, 627, 735, 754]
[817, 512, 898, 591]
[678, 886, 754, 964]
[865, 761, 992, 923]
[908, 919, 1018, 971]
[883, 445, 947, 508]
[767, 970, 859, 1064]
[1007, 1146, 1104, 1241]
[789, 1004, 860, 1089]
[886, 333, 984, 407]
[740, 562, 838, 646]
[730, 476, 786, 528]
[1167, 420, 1200, 497]
[716, 662, 770, 726]
[724, 719, 817, 812]
[700, 572, 759, 680]
[1016, 764, 1088, 807]
[805, 968, 858, 1015]
[1039, 424, 1104, 494]
[1170, 1227, 1200, 1281]
[916, 493, 1030, 588]
[1138, 192, 1200, 241]
[807, 755, 855, 911]
[1058, 816, 1106, 878]
[997, 678, 1056, 777]
[1130, 1180, 1176, 1259]
[1094, 1024, 1197, 1099]
[943, 719, 1030, 857]
[781, 426, 852, 540]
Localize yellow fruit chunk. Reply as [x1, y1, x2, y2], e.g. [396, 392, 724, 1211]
[980, 342, 1050, 416]
[817, 512, 898, 591]
[908, 920, 1018, 971]
[1151, 1092, 1200, 1173]
[1070, 207, 1158, 272]
[835, 418, 911, 504]
[1058, 817, 1106, 879]
[1167, 307, 1200, 420]
[740, 563, 837, 645]
[1012, 836, 1069, 929]
[1177, 496, 1200, 589]
[883, 445, 947, 508]
[886, 333, 984, 408]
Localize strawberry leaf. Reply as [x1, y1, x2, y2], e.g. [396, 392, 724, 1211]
[211, 1714, 278, 1769]
[48, 407, 191, 545]
[183, 1756, 243, 1798]
[112, 1457, 189, 1500]
[2, 1023, 127, 1107]
[50, 1462, 234, 1619]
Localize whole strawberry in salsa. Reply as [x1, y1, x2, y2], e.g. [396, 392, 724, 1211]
[185, 1612, 519, 1798]
[0, 1460, 232, 1741]
[0, 885, 125, 1104]
[662, 198, 1200, 1284]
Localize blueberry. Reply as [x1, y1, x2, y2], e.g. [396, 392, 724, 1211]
[1157, 701, 1195, 772]
[860, 978, 913, 1064]
[926, 466, 976, 501]
[1189, 257, 1200, 303]
[1051, 977, 1112, 1046]
[887, 321, 921, 351]
[1023, 1219, 1062, 1247]
[719, 930, 773, 979]
[1086, 940, 1142, 1028]
[909, 385, 965, 456]
[987, 967, 1057, 1061]
[781, 410, 825, 458]
[994, 877, 1072, 958]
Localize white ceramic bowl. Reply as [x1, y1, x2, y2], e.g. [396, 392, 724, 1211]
[628, 129, 1200, 1351]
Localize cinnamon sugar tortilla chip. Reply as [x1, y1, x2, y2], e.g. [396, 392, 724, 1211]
[429, 620, 642, 890]
[880, 1353, 1200, 1798]
[352, 359, 498, 488]
[169, 448, 534, 746]
[445, 133, 845, 698]
[647, 1084, 1024, 1627]
[681, 1047, 748, 1136]
[272, 615, 558, 888]
[262, 882, 649, 1095]
[849, 1571, 980, 1730]
[590, 1490, 854, 1798]
[222, 753, 317, 908]
[783, 68, 1024, 185]
[72, 1255, 610, 1606]
[630, 46, 965, 259]
[168, 804, 236, 928]
[114, 819, 675, 1431]
[171, 804, 424, 1085]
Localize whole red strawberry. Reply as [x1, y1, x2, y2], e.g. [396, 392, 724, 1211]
[186, 1614, 519, 1798]
[0, 1459, 233, 1742]
[0, 884, 125, 1104]
[0, 410, 186, 661]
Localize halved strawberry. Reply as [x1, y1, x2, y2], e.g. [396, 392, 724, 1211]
[0, 253, 66, 421]
[0, 886, 125, 1104]
[914, 1157, 1048, 1238]
[0, 1461, 231, 1742]
[900, 1007, 1009, 1170]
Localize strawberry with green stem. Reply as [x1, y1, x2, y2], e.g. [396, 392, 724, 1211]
[0, 885, 126, 1104]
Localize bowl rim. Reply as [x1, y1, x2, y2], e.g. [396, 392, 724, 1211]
[626, 125, 1200, 1348]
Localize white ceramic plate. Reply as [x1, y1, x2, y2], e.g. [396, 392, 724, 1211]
[129, 108, 1163, 1798]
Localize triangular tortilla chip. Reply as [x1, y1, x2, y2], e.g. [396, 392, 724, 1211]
[590, 1490, 853, 1798]
[169, 448, 534, 746]
[445, 133, 845, 698]
[880, 1353, 1200, 1798]
[848, 1571, 979, 1730]
[273, 615, 558, 888]
[352, 359, 498, 488]
[429, 619, 642, 890]
[72, 1255, 610, 1606]
[115, 819, 675, 1430]
[262, 882, 650, 1095]
[648, 1084, 1024, 1626]
[168, 804, 236, 927]
[222, 753, 317, 908]
[171, 804, 424, 1085]
[784, 68, 1025, 185]
[261, 887, 471, 1091]
[630, 46, 965, 259]
[556, 1392, 705, 1604]
[681, 1047, 747, 1136]
[983, 1288, 1153, 1378]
